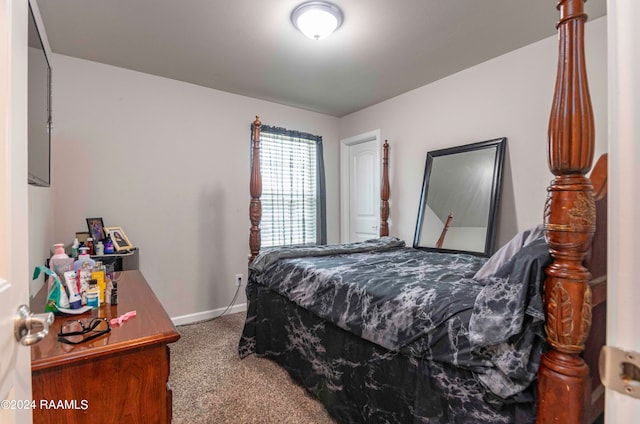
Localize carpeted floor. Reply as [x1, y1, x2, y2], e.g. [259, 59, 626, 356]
[169, 312, 335, 424]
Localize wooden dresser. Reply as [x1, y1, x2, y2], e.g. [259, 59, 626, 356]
[30, 270, 180, 423]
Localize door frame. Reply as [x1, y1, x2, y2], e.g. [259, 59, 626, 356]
[0, 0, 33, 422]
[605, 0, 640, 420]
[340, 129, 381, 243]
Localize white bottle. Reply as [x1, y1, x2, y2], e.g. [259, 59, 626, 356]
[95, 241, 104, 256]
[71, 238, 80, 258]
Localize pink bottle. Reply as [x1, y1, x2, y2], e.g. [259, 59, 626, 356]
[51, 243, 69, 259]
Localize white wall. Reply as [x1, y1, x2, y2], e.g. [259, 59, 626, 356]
[51, 55, 340, 320]
[444, 227, 487, 253]
[28, 186, 53, 294]
[339, 17, 608, 248]
[419, 205, 444, 246]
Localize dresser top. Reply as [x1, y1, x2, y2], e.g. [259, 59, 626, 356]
[30, 270, 180, 371]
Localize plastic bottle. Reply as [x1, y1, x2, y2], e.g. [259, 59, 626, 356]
[104, 237, 115, 254]
[71, 238, 79, 258]
[49, 244, 71, 292]
[91, 261, 106, 304]
[73, 247, 96, 272]
[86, 279, 100, 308]
[51, 243, 69, 259]
[106, 279, 112, 304]
[87, 237, 94, 255]
[95, 241, 104, 256]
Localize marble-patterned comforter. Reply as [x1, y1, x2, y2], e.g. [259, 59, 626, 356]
[239, 237, 551, 423]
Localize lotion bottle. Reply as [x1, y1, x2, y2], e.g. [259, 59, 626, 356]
[73, 247, 96, 272]
[51, 243, 69, 260]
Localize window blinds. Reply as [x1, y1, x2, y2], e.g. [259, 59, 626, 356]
[259, 129, 318, 247]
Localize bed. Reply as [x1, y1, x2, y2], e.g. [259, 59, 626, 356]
[240, 1, 606, 422]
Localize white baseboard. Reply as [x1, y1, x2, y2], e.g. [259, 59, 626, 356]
[171, 302, 247, 326]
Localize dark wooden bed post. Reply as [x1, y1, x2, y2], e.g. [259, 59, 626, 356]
[249, 116, 262, 264]
[380, 140, 390, 237]
[536, 1, 595, 423]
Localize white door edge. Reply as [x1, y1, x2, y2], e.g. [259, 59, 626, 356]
[605, 0, 640, 421]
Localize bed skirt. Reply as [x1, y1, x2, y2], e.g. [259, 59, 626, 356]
[239, 282, 536, 423]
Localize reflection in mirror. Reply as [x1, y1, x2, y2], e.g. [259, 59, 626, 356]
[28, 3, 52, 187]
[413, 138, 506, 257]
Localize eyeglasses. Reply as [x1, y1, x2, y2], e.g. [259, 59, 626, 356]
[57, 317, 111, 345]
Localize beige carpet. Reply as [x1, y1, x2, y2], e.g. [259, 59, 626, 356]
[169, 312, 336, 424]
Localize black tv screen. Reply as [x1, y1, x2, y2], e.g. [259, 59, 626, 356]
[27, 4, 52, 187]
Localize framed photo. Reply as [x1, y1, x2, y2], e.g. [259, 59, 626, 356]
[86, 217, 106, 241]
[75, 231, 90, 244]
[105, 226, 133, 252]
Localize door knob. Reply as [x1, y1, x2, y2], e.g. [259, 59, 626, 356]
[14, 304, 54, 346]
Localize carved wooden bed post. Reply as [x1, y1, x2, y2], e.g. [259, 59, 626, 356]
[536, 1, 595, 422]
[380, 140, 390, 237]
[249, 116, 262, 264]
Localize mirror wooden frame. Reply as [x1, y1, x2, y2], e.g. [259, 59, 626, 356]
[413, 138, 506, 257]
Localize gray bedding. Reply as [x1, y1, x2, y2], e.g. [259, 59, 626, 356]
[240, 236, 550, 422]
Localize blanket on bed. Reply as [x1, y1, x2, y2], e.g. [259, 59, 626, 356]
[245, 236, 550, 401]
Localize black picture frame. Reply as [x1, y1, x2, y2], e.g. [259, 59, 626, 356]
[413, 137, 506, 257]
[86, 217, 106, 241]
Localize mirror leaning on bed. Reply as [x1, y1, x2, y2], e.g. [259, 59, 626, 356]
[413, 138, 507, 257]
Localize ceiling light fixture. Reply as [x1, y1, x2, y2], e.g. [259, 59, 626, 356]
[291, 1, 343, 41]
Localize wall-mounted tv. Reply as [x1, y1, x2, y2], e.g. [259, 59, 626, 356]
[27, 3, 52, 187]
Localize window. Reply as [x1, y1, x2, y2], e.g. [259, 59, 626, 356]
[255, 125, 326, 247]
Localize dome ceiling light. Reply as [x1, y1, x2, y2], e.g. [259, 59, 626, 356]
[291, 1, 343, 40]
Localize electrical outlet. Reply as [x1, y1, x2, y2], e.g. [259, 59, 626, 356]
[235, 273, 243, 287]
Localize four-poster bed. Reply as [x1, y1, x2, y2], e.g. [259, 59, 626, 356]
[241, 0, 606, 422]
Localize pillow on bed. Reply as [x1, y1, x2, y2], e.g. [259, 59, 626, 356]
[473, 224, 544, 281]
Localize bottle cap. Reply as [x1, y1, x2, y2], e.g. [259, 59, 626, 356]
[79, 247, 89, 255]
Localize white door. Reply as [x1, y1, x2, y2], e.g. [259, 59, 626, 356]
[340, 131, 380, 243]
[605, 0, 640, 421]
[1, 1, 34, 423]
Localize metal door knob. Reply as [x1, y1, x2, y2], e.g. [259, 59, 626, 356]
[14, 304, 54, 346]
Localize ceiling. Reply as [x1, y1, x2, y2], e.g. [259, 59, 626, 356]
[36, 0, 606, 117]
